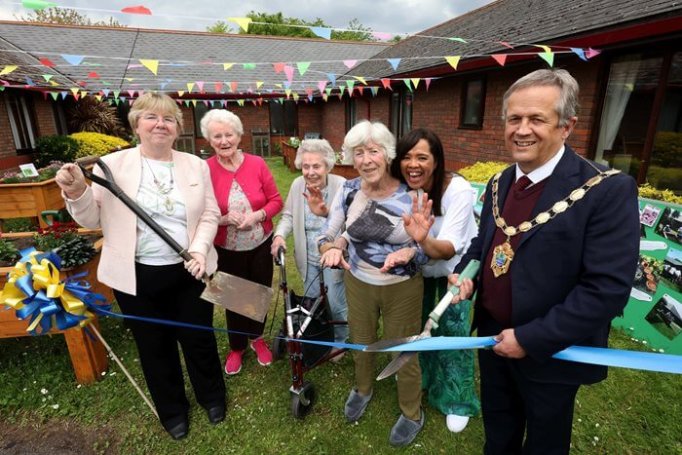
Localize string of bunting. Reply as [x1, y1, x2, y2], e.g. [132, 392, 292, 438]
[0, 247, 110, 334]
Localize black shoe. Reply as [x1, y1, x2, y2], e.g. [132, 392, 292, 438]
[206, 405, 226, 425]
[165, 419, 189, 440]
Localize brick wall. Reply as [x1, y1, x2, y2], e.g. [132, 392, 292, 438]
[412, 61, 600, 170]
[320, 98, 346, 152]
[298, 100, 322, 138]
[34, 95, 57, 137]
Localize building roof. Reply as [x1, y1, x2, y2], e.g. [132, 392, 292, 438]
[350, 0, 682, 79]
[0, 21, 388, 97]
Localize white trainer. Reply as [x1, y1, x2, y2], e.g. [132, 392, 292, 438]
[446, 414, 469, 433]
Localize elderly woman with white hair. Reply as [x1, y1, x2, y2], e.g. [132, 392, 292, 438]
[201, 109, 283, 376]
[317, 120, 429, 447]
[271, 139, 349, 352]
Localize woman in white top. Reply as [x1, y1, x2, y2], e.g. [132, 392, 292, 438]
[392, 128, 480, 433]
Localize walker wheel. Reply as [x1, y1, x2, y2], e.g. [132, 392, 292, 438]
[271, 329, 286, 361]
[291, 381, 316, 419]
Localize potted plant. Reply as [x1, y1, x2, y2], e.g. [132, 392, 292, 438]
[0, 162, 66, 228]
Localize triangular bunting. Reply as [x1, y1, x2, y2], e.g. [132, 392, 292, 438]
[243, 63, 256, 70]
[586, 48, 601, 59]
[425, 78, 432, 91]
[570, 48, 587, 61]
[256, 81, 263, 89]
[353, 76, 367, 85]
[343, 60, 357, 69]
[538, 51, 554, 67]
[228, 17, 252, 32]
[121, 5, 152, 15]
[449, 37, 467, 43]
[0, 65, 18, 76]
[370, 87, 379, 97]
[222, 63, 234, 70]
[42, 74, 53, 82]
[309, 26, 331, 40]
[387, 58, 401, 71]
[381, 78, 392, 91]
[326, 73, 336, 86]
[39, 57, 55, 67]
[297, 62, 311, 76]
[317, 81, 327, 93]
[21, 0, 56, 10]
[492, 54, 507, 66]
[284, 65, 294, 83]
[410, 78, 420, 89]
[61, 54, 84, 65]
[273, 62, 285, 73]
[139, 59, 159, 75]
[444, 56, 461, 70]
[187, 83, 195, 93]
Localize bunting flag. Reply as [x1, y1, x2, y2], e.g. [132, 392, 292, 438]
[139, 59, 159, 75]
[345, 80, 355, 93]
[444, 56, 461, 70]
[230, 81, 238, 92]
[228, 17, 252, 32]
[326, 73, 336, 86]
[492, 54, 507, 66]
[387, 58, 401, 71]
[284, 88, 292, 98]
[425, 78, 432, 91]
[61, 54, 85, 65]
[0, 65, 18, 76]
[186, 82, 194, 93]
[381, 78, 392, 90]
[535, 45, 554, 66]
[50, 91, 59, 100]
[21, 0, 56, 10]
[343, 60, 357, 69]
[353, 76, 367, 85]
[372, 32, 393, 41]
[404, 79, 413, 92]
[214, 81, 223, 93]
[284, 65, 294, 83]
[113, 90, 121, 98]
[121, 5, 152, 15]
[499, 41, 514, 49]
[39, 57, 55, 67]
[297, 62, 311, 76]
[325, 87, 332, 96]
[177, 90, 185, 97]
[292, 92, 299, 102]
[273, 62, 285, 73]
[570, 48, 586, 61]
[25, 76, 35, 87]
[127, 89, 136, 98]
[309, 26, 332, 39]
[449, 37, 468, 43]
[42, 74, 53, 82]
[317, 80, 327, 93]
[586, 48, 601, 59]
[256, 81, 263, 89]
[370, 86, 379, 96]
[410, 78, 420, 89]
[222, 63, 234, 70]
[87, 71, 100, 79]
[243, 63, 256, 70]
[196, 81, 205, 92]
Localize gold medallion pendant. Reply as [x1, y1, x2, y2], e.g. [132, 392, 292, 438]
[491, 240, 514, 277]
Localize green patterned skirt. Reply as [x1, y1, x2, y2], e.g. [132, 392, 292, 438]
[420, 276, 480, 416]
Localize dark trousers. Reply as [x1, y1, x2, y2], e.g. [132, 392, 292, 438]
[114, 262, 226, 427]
[216, 236, 273, 351]
[478, 316, 579, 455]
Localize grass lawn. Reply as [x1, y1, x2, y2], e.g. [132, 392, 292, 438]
[1, 157, 681, 454]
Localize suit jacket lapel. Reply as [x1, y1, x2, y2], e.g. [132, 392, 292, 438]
[518, 147, 582, 247]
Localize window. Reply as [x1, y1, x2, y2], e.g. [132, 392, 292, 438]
[193, 102, 210, 137]
[52, 100, 68, 135]
[595, 50, 681, 194]
[346, 98, 357, 130]
[390, 89, 412, 139]
[5, 91, 38, 153]
[270, 100, 297, 136]
[460, 77, 486, 128]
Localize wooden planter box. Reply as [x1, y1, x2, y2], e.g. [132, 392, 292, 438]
[281, 142, 298, 172]
[0, 234, 112, 384]
[0, 178, 65, 228]
[330, 164, 359, 180]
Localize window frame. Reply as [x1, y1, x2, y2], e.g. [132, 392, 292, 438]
[5, 90, 38, 154]
[459, 76, 486, 129]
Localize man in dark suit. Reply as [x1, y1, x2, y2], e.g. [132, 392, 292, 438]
[450, 69, 640, 454]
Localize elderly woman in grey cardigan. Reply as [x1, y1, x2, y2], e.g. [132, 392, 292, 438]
[271, 139, 348, 351]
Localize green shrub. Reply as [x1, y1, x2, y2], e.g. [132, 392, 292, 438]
[0, 237, 20, 264]
[33, 135, 79, 167]
[459, 161, 509, 183]
[33, 222, 95, 268]
[70, 132, 130, 159]
[1, 217, 36, 233]
[638, 183, 682, 205]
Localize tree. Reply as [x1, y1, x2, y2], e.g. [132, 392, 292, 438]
[207, 11, 375, 41]
[206, 21, 234, 33]
[16, 8, 125, 27]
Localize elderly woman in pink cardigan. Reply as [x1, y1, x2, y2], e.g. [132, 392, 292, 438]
[201, 109, 283, 376]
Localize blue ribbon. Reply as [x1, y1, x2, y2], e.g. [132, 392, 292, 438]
[92, 308, 682, 375]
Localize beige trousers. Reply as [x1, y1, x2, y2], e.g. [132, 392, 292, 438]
[345, 271, 423, 420]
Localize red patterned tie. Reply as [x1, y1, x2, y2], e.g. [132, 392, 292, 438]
[515, 175, 532, 191]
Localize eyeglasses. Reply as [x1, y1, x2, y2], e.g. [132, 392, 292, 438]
[140, 113, 177, 125]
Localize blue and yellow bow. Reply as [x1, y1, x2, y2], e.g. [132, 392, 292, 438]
[0, 248, 110, 335]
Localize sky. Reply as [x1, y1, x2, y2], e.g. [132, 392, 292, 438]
[0, 0, 495, 36]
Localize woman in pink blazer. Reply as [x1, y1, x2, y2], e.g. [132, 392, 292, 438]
[56, 93, 225, 440]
